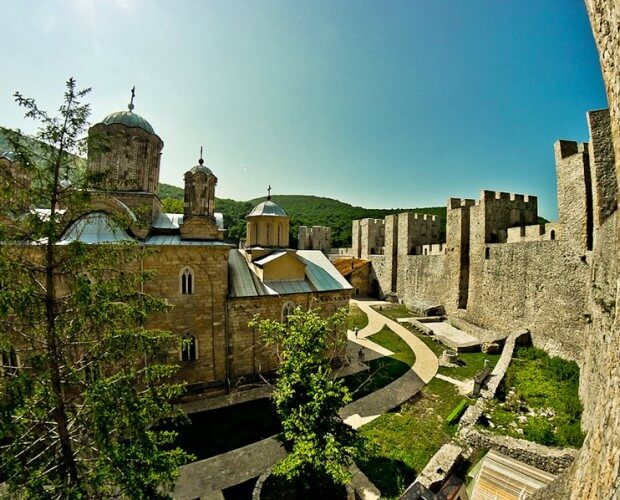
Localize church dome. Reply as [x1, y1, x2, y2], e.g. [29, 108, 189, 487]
[99, 110, 155, 135]
[248, 199, 287, 217]
[188, 163, 214, 176]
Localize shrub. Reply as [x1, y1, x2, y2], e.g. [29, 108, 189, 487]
[545, 356, 579, 383]
[523, 416, 555, 445]
[556, 421, 585, 448]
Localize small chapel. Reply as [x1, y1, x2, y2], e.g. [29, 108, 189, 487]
[57, 89, 352, 390]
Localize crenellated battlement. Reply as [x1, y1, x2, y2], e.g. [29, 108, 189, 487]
[448, 197, 476, 209]
[554, 140, 589, 161]
[480, 190, 537, 205]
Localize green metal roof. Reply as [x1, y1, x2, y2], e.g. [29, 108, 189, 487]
[188, 164, 214, 176]
[99, 110, 155, 134]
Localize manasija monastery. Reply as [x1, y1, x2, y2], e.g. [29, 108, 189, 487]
[1, 2, 620, 497]
[9, 98, 353, 389]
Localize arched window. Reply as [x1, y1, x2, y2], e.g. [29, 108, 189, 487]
[180, 267, 194, 295]
[282, 301, 296, 323]
[277, 225, 282, 246]
[181, 333, 198, 362]
[1, 348, 18, 377]
[266, 223, 272, 246]
[550, 230, 556, 241]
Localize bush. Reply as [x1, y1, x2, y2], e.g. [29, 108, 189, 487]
[524, 417, 556, 446]
[545, 356, 579, 383]
[556, 421, 585, 448]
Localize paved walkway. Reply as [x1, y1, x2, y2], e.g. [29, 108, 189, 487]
[340, 299, 438, 428]
[173, 299, 439, 499]
[435, 373, 473, 395]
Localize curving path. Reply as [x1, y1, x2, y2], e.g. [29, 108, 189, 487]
[340, 299, 439, 428]
[173, 299, 439, 499]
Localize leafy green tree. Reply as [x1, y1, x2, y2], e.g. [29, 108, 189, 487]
[250, 307, 361, 492]
[0, 79, 190, 498]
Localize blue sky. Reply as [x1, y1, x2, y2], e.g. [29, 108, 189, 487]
[0, 0, 607, 219]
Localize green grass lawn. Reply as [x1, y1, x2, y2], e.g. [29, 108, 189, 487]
[371, 304, 417, 321]
[482, 347, 584, 448]
[348, 303, 369, 330]
[439, 351, 500, 381]
[358, 378, 472, 499]
[344, 326, 415, 400]
[402, 324, 500, 381]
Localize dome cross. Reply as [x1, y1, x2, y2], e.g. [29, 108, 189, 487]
[128, 85, 136, 111]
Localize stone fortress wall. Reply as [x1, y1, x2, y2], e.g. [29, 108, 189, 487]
[298, 225, 331, 254]
[352, 109, 616, 363]
[546, 2, 620, 498]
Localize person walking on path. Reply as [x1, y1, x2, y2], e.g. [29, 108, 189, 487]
[354, 327, 359, 339]
[358, 348, 365, 365]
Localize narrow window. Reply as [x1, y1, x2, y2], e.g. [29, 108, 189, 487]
[282, 301, 296, 324]
[485, 247, 490, 260]
[1, 349, 18, 377]
[181, 334, 198, 362]
[550, 230, 556, 241]
[180, 267, 194, 294]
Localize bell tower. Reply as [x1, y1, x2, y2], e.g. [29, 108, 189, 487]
[180, 148, 223, 240]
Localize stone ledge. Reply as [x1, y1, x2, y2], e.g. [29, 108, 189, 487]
[459, 427, 577, 475]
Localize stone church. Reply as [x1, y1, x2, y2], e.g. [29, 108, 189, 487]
[53, 95, 352, 390]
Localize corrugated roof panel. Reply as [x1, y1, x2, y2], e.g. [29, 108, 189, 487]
[470, 450, 555, 500]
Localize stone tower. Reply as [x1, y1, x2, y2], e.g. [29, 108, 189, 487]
[87, 87, 163, 222]
[179, 150, 223, 240]
[298, 225, 331, 253]
[245, 187, 290, 248]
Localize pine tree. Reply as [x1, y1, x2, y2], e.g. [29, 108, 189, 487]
[0, 79, 190, 498]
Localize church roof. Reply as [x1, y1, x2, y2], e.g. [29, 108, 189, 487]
[228, 249, 352, 297]
[99, 110, 155, 134]
[248, 199, 287, 217]
[188, 164, 214, 176]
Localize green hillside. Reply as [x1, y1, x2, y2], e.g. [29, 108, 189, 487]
[249, 195, 446, 248]
[158, 183, 446, 247]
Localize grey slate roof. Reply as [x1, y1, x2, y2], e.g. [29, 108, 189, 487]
[247, 200, 287, 217]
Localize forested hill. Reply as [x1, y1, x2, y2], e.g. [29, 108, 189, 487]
[158, 183, 446, 247]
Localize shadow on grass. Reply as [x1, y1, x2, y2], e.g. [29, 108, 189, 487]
[161, 397, 281, 461]
[344, 357, 411, 401]
[358, 455, 416, 498]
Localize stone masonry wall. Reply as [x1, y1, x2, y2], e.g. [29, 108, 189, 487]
[227, 291, 350, 380]
[465, 240, 589, 361]
[143, 245, 229, 388]
[558, 2, 620, 498]
[396, 254, 448, 309]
